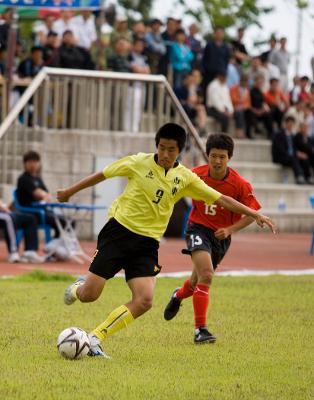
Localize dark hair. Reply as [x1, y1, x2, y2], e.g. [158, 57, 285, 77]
[284, 115, 296, 123]
[206, 133, 234, 158]
[31, 46, 43, 53]
[269, 77, 279, 84]
[175, 28, 185, 36]
[155, 123, 186, 152]
[23, 150, 40, 163]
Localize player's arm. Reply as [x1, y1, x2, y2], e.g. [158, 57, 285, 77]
[215, 216, 254, 240]
[216, 195, 276, 233]
[57, 172, 106, 203]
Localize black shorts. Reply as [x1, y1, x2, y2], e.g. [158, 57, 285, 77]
[184, 223, 231, 270]
[89, 218, 161, 281]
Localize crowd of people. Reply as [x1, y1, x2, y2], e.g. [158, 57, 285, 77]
[0, 7, 314, 184]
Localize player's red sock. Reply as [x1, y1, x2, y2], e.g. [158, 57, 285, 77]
[193, 284, 209, 328]
[176, 279, 194, 300]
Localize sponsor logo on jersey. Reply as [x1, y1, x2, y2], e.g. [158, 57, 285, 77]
[145, 170, 154, 179]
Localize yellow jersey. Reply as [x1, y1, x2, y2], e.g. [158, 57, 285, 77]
[103, 153, 221, 241]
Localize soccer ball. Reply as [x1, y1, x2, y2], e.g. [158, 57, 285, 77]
[57, 327, 90, 360]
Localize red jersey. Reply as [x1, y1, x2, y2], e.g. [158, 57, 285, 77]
[188, 164, 261, 230]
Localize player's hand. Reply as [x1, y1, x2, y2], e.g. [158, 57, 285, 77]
[214, 227, 231, 240]
[255, 214, 277, 233]
[57, 189, 71, 203]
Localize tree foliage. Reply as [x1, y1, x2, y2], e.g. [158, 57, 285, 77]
[117, 0, 154, 20]
[178, 0, 273, 30]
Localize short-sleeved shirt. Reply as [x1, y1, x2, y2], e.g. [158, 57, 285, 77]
[17, 172, 48, 206]
[102, 153, 221, 241]
[188, 164, 261, 230]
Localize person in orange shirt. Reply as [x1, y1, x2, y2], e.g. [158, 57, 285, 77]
[264, 77, 289, 129]
[230, 74, 251, 138]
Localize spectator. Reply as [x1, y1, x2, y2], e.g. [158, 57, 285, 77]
[16, 151, 74, 238]
[264, 77, 289, 130]
[186, 23, 203, 69]
[145, 18, 166, 74]
[0, 45, 7, 75]
[107, 37, 130, 72]
[0, 200, 45, 263]
[285, 99, 305, 133]
[289, 75, 301, 105]
[131, 20, 146, 41]
[249, 74, 273, 138]
[56, 30, 94, 70]
[72, 10, 97, 51]
[230, 74, 252, 138]
[33, 14, 57, 46]
[175, 71, 207, 136]
[52, 10, 78, 42]
[124, 38, 150, 132]
[307, 82, 314, 110]
[294, 122, 314, 183]
[160, 17, 177, 76]
[17, 46, 44, 78]
[260, 55, 280, 91]
[231, 27, 249, 67]
[0, 8, 20, 48]
[247, 56, 268, 89]
[206, 72, 233, 133]
[110, 14, 132, 48]
[298, 76, 310, 102]
[201, 26, 231, 102]
[272, 116, 305, 184]
[42, 31, 59, 66]
[269, 37, 290, 94]
[261, 35, 277, 62]
[170, 28, 194, 89]
[226, 54, 240, 88]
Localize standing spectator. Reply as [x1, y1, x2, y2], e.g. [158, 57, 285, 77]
[175, 71, 207, 136]
[260, 55, 280, 91]
[247, 56, 268, 89]
[56, 30, 94, 70]
[131, 20, 146, 41]
[206, 72, 233, 133]
[110, 15, 132, 48]
[264, 77, 289, 130]
[42, 31, 59, 66]
[272, 116, 305, 184]
[145, 18, 166, 74]
[160, 17, 177, 76]
[0, 200, 44, 263]
[290, 75, 301, 105]
[53, 10, 78, 42]
[33, 14, 57, 46]
[226, 54, 240, 88]
[72, 10, 97, 51]
[231, 27, 249, 67]
[269, 37, 290, 94]
[186, 23, 203, 69]
[107, 37, 130, 72]
[0, 8, 20, 48]
[230, 74, 252, 138]
[170, 29, 194, 89]
[294, 122, 314, 183]
[201, 26, 231, 102]
[17, 46, 44, 78]
[249, 74, 273, 138]
[124, 38, 150, 132]
[261, 35, 277, 62]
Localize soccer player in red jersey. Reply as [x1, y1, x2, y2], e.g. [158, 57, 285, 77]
[164, 133, 263, 344]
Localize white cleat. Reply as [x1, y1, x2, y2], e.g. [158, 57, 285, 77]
[87, 334, 111, 359]
[8, 252, 21, 263]
[20, 251, 46, 264]
[64, 276, 86, 305]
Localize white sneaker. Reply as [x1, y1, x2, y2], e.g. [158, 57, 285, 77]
[22, 251, 45, 264]
[87, 334, 111, 359]
[64, 276, 86, 305]
[8, 252, 21, 263]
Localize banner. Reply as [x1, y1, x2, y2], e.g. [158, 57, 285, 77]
[0, 0, 102, 9]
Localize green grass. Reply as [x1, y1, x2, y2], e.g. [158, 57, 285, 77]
[0, 273, 313, 400]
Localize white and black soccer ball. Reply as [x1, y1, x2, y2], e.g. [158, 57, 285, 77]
[57, 327, 90, 360]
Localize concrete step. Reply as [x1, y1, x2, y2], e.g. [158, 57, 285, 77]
[230, 161, 295, 184]
[253, 183, 314, 209]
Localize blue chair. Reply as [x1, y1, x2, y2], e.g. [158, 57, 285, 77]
[310, 195, 314, 255]
[13, 189, 52, 244]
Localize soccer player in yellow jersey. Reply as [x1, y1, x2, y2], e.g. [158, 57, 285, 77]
[57, 123, 276, 358]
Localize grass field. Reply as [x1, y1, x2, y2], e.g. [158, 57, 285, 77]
[0, 271, 313, 400]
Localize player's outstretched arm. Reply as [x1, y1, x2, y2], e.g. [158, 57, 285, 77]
[216, 195, 277, 233]
[57, 172, 106, 203]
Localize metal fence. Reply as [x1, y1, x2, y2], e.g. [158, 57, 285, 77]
[0, 68, 206, 185]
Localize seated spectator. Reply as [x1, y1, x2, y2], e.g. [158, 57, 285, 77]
[145, 18, 166, 74]
[294, 122, 314, 184]
[230, 74, 251, 138]
[131, 20, 146, 41]
[110, 14, 132, 48]
[107, 37, 130, 72]
[206, 72, 233, 133]
[289, 75, 301, 105]
[0, 200, 44, 263]
[42, 31, 59, 66]
[56, 30, 94, 70]
[247, 56, 268, 89]
[272, 116, 305, 184]
[298, 76, 310, 102]
[264, 77, 289, 130]
[285, 99, 305, 133]
[175, 71, 207, 136]
[17, 46, 44, 79]
[16, 151, 74, 238]
[170, 28, 194, 89]
[227, 54, 240, 88]
[72, 10, 97, 51]
[249, 74, 273, 138]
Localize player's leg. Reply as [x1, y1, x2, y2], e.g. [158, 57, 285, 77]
[191, 249, 216, 344]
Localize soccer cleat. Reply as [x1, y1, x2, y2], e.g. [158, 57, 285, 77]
[64, 276, 86, 305]
[194, 327, 216, 344]
[87, 334, 111, 359]
[21, 251, 46, 264]
[8, 252, 20, 263]
[164, 288, 182, 321]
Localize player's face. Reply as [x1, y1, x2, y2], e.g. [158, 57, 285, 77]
[208, 148, 229, 177]
[157, 139, 180, 170]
